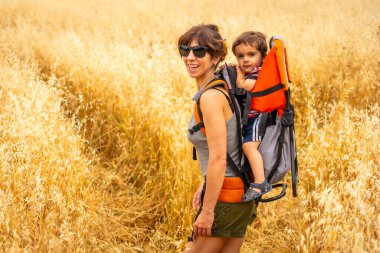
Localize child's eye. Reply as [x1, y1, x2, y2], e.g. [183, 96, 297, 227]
[249, 52, 256, 57]
[237, 54, 244, 59]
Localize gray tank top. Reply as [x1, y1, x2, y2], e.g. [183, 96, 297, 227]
[187, 114, 241, 177]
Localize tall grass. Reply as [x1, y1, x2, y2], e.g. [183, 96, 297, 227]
[0, 0, 379, 251]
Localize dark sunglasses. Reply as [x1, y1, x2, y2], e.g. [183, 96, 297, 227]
[179, 45, 210, 58]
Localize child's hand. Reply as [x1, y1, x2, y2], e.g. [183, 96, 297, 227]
[217, 63, 236, 71]
[235, 65, 245, 87]
[235, 65, 244, 76]
[217, 64, 226, 71]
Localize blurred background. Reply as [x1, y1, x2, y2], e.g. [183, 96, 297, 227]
[0, 0, 379, 252]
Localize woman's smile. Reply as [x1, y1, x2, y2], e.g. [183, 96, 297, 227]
[187, 63, 199, 72]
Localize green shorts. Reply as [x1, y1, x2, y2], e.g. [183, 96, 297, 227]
[196, 201, 258, 238]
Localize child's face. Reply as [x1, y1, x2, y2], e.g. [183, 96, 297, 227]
[235, 43, 263, 74]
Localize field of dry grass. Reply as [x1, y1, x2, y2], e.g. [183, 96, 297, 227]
[0, 0, 379, 252]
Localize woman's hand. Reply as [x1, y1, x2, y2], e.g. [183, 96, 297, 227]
[192, 184, 203, 211]
[193, 208, 214, 237]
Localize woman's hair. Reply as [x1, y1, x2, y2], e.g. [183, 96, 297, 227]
[178, 24, 227, 66]
[232, 31, 268, 59]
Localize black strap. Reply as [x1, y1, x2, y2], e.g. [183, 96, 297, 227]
[192, 146, 197, 160]
[284, 89, 291, 109]
[224, 90, 252, 188]
[227, 88, 245, 182]
[250, 83, 283, 98]
[258, 113, 269, 137]
[246, 75, 258, 80]
[229, 88, 246, 96]
[188, 122, 204, 135]
[242, 92, 252, 125]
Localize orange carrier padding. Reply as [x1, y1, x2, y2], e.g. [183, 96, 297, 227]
[218, 177, 245, 203]
[193, 103, 205, 135]
[194, 79, 229, 136]
[251, 42, 287, 114]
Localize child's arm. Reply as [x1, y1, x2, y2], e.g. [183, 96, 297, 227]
[236, 66, 258, 91]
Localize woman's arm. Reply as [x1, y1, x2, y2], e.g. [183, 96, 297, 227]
[192, 184, 203, 210]
[193, 88, 227, 237]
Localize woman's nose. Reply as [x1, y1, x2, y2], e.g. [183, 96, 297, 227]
[187, 49, 196, 59]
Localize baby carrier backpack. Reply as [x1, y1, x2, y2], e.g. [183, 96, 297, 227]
[189, 36, 298, 202]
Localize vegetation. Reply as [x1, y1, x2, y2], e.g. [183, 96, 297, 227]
[0, 0, 379, 251]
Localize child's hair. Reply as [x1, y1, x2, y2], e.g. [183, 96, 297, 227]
[178, 24, 227, 66]
[232, 31, 268, 59]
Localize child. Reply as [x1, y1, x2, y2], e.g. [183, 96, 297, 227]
[232, 31, 272, 202]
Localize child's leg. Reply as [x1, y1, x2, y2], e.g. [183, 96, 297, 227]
[241, 114, 271, 202]
[241, 140, 271, 202]
[242, 141, 265, 192]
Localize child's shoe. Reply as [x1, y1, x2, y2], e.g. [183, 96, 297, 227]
[242, 180, 272, 202]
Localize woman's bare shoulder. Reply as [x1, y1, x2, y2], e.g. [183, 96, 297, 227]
[199, 88, 226, 111]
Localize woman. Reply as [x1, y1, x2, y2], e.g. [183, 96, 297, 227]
[179, 24, 257, 253]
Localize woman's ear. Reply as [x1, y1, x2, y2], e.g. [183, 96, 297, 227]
[212, 55, 221, 67]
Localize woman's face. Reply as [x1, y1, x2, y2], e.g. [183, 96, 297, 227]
[182, 39, 218, 82]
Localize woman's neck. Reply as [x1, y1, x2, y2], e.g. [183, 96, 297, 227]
[196, 68, 215, 90]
